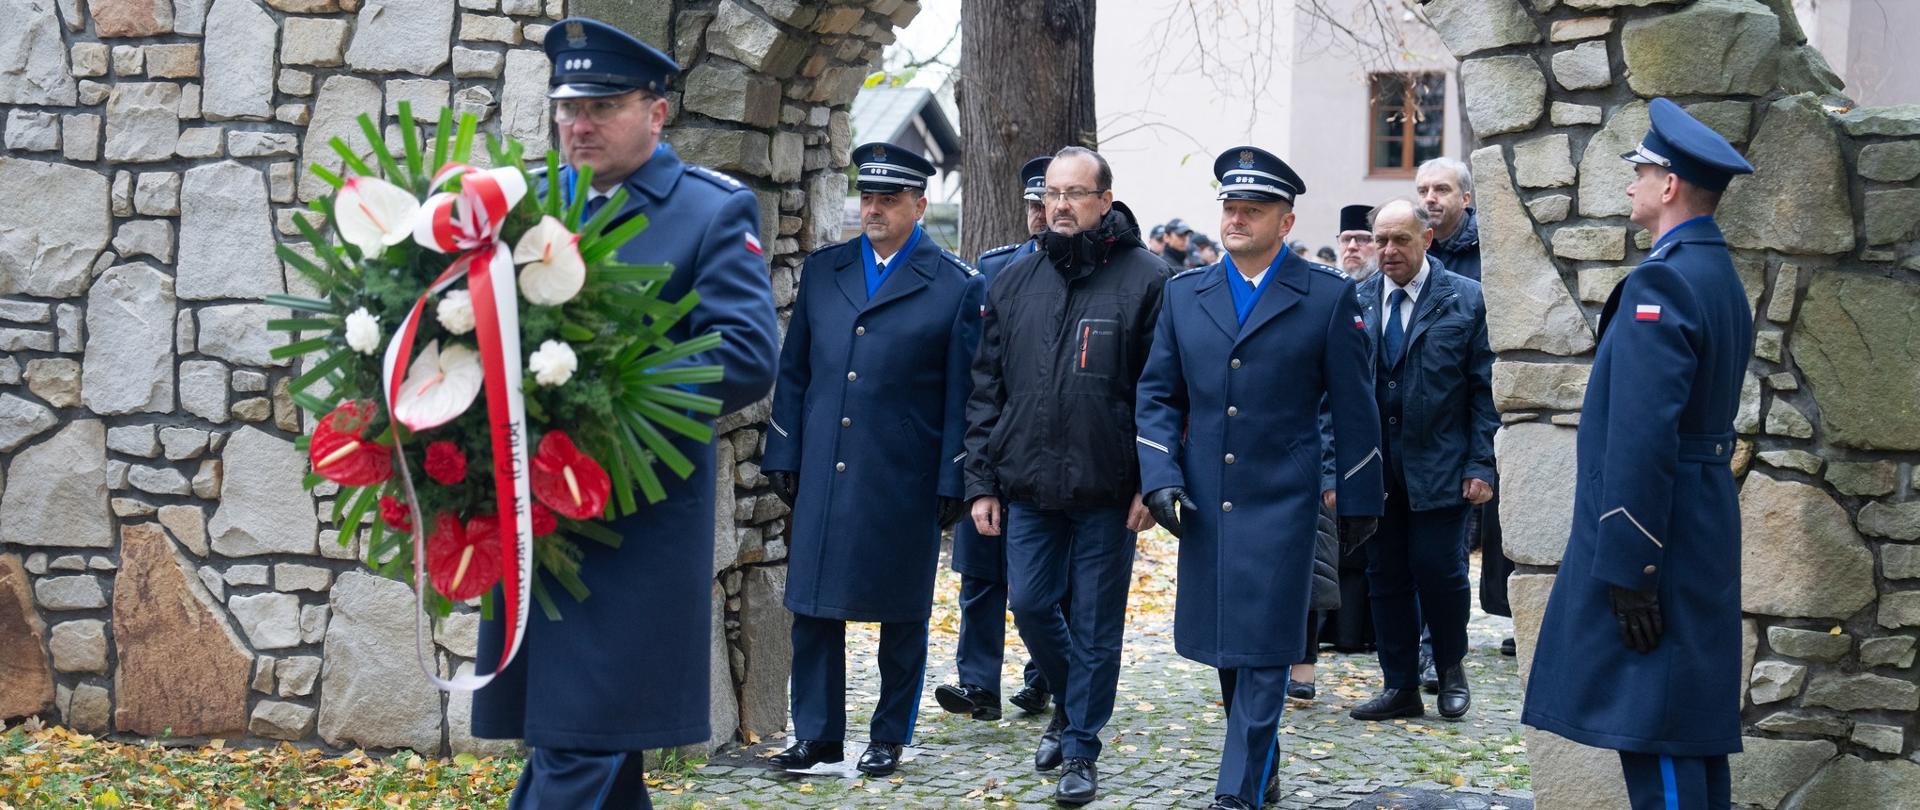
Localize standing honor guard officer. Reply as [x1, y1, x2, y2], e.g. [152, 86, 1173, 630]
[937, 155, 1062, 722]
[1135, 146, 1384, 810]
[473, 18, 780, 809]
[761, 142, 986, 777]
[1345, 199, 1496, 723]
[1524, 98, 1755, 810]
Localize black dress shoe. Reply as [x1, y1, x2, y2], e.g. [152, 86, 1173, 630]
[1419, 650, 1439, 694]
[1055, 757, 1097, 805]
[1501, 637, 1517, 657]
[1010, 683, 1052, 715]
[1286, 680, 1316, 701]
[856, 742, 903, 776]
[1035, 711, 1067, 771]
[1209, 796, 1255, 810]
[934, 683, 1003, 721]
[1264, 765, 1282, 804]
[1437, 667, 1471, 719]
[1349, 688, 1425, 721]
[768, 739, 843, 770]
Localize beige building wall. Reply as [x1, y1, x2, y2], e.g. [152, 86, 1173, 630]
[1797, 0, 1920, 108]
[1285, 0, 1463, 252]
[1094, 0, 1299, 235]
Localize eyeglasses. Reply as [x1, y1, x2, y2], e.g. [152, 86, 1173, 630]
[1338, 234, 1371, 246]
[1040, 189, 1107, 204]
[553, 95, 640, 125]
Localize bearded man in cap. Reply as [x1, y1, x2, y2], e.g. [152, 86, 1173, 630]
[1136, 145, 1383, 810]
[1335, 204, 1377, 281]
[1525, 97, 1756, 810]
[472, 17, 779, 809]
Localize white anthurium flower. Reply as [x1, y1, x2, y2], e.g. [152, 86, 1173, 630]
[436, 289, 476, 335]
[344, 307, 382, 355]
[513, 215, 586, 306]
[333, 175, 421, 259]
[392, 340, 484, 430]
[528, 340, 577, 387]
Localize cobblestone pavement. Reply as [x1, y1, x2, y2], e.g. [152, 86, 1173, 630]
[655, 532, 1533, 810]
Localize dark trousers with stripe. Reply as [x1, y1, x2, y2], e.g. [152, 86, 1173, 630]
[956, 573, 1057, 696]
[1620, 752, 1730, 810]
[1006, 504, 1134, 760]
[1217, 666, 1289, 807]
[790, 613, 929, 744]
[1365, 482, 1472, 690]
[509, 748, 652, 810]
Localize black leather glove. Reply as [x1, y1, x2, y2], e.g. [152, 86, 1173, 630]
[1610, 586, 1664, 653]
[1337, 516, 1378, 556]
[937, 497, 965, 529]
[768, 471, 797, 507]
[1144, 487, 1198, 539]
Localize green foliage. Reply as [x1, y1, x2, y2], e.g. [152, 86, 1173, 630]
[274, 103, 728, 618]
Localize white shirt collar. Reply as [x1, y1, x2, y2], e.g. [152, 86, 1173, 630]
[1383, 256, 1430, 303]
[1236, 267, 1269, 288]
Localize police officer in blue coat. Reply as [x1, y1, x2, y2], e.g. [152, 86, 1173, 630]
[1136, 146, 1385, 810]
[935, 155, 1061, 722]
[472, 18, 779, 810]
[1524, 99, 1755, 810]
[760, 142, 986, 778]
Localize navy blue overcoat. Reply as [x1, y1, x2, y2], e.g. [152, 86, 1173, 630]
[950, 239, 1035, 581]
[1135, 253, 1386, 669]
[1523, 216, 1753, 756]
[1353, 260, 1498, 509]
[762, 231, 985, 623]
[472, 145, 780, 751]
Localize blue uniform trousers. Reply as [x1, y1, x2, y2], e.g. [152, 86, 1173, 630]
[1365, 480, 1471, 690]
[1620, 752, 1730, 809]
[509, 748, 651, 810]
[955, 574, 1055, 695]
[1005, 504, 1134, 760]
[1216, 666, 1289, 807]
[789, 613, 929, 744]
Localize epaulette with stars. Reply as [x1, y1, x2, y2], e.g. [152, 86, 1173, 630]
[977, 243, 1022, 261]
[686, 165, 745, 190]
[1305, 261, 1350, 281]
[939, 251, 979, 277]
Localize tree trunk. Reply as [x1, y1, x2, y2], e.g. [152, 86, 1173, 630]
[957, 0, 1098, 260]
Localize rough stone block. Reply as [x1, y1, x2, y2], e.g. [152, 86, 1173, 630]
[1551, 225, 1625, 261]
[1793, 273, 1920, 449]
[1720, 95, 1853, 255]
[1739, 473, 1875, 619]
[1767, 626, 1852, 662]
[1550, 41, 1610, 91]
[1748, 659, 1806, 704]
[1858, 140, 1920, 182]
[1620, 0, 1779, 96]
[1512, 133, 1575, 188]
[1472, 145, 1595, 355]
[1730, 736, 1837, 808]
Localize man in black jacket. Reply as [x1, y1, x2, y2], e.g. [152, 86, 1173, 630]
[964, 146, 1167, 806]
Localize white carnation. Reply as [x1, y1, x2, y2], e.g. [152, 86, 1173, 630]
[344, 307, 382, 355]
[528, 339, 577, 387]
[436, 289, 476, 335]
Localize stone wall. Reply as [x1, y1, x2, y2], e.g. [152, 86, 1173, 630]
[1425, 0, 1920, 807]
[0, 0, 917, 754]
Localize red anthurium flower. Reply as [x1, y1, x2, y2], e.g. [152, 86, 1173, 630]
[530, 431, 610, 520]
[424, 441, 468, 485]
[531, 502, 558, 537]
[426, 511, 500, 602]
[378, 496, 413, 533]
[309, 400, 392, 485]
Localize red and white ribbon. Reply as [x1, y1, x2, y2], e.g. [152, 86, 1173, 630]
[382, 164, 534, 692]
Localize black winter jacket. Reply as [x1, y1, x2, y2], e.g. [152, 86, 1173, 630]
[963, 203, 1170, 509]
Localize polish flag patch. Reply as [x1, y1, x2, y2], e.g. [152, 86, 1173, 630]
[1353, 315, 1366, 329]
[744, 232, 763, 256]
[1635, 304, 1662, 322]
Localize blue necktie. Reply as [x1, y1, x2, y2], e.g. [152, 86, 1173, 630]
[581, 194, 606, 223]
[1384, 288, 1408, 365]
